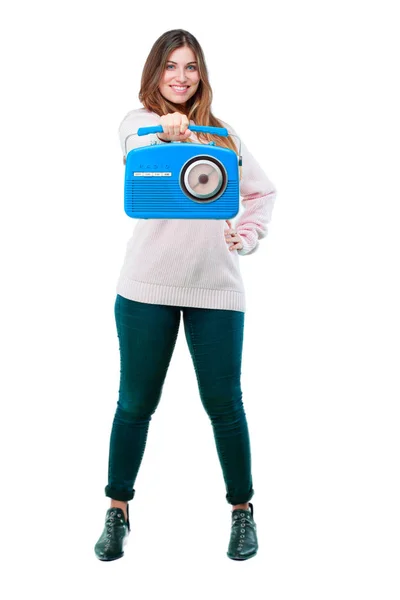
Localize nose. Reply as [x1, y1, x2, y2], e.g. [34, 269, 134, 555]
[175, 67, 188, 83]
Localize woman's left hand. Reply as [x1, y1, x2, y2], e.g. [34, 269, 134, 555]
[225, 220, 244, 251]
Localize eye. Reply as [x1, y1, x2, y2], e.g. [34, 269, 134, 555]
[166, 64, 197, 70]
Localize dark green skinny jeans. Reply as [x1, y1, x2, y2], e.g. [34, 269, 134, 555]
[105, 294, 255, 505]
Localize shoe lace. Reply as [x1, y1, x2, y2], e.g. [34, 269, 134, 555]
[232, 511, 251, 552]
[103, 509, 126, 551]
[103, 510, 116, 551]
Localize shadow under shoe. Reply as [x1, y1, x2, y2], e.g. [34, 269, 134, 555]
[94, 505, 131, 561]
[227, 502, 258, 561]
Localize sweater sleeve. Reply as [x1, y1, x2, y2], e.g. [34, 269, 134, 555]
[221, 121, 277, 256]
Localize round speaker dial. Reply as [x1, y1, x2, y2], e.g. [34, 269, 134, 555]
[181, 156, 227, 202]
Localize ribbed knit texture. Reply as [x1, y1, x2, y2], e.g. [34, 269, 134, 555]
[116, 108, 277, 312]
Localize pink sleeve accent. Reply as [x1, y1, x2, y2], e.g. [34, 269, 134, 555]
[235, 190, 277, 255]
[220, 119, 278, 256]
[234, 138, 277, 255]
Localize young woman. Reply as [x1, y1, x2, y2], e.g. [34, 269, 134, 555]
[94, 29, 277, 562]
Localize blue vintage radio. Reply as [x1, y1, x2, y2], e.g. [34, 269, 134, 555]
[123, 125, 242, 219]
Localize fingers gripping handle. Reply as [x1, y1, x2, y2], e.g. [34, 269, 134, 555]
[123, 125, 242, 165]
[137, 124, 229, 137]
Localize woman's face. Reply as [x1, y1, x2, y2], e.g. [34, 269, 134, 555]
[159, 46, 200, 108]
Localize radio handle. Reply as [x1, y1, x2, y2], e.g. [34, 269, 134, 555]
[138, 124, 228, 136]
[123, 125, 242, 167]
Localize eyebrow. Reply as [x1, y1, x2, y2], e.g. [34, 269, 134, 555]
[167, 61, 197, 65]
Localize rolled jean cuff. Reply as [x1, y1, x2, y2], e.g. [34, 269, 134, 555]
[105, 485, 135, 502]
[226, 487, 254, 505]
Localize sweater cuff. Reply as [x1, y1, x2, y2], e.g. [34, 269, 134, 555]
[155, 134, 171, 143]
[236, 228, 259, 256]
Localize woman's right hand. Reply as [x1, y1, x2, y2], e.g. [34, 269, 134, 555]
[157, 112, 192, 142]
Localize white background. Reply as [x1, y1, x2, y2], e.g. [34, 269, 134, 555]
[1, 1, 399, 598]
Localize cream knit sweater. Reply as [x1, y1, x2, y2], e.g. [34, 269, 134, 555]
[116, 108, 277, 312]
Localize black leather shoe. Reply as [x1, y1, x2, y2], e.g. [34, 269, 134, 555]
[94, 505, 130, 561]
[227, 502, 258, 561]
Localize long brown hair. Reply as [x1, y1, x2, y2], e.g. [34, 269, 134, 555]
[138, 29, 240, 161]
